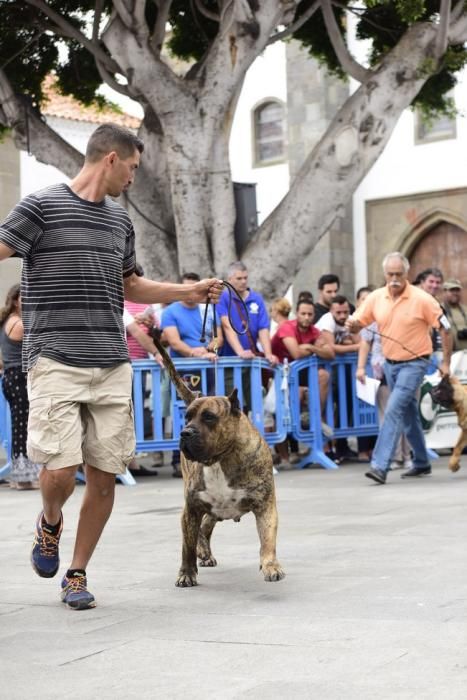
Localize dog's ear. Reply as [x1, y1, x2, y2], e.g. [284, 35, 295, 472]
[228, 388, 241, 415]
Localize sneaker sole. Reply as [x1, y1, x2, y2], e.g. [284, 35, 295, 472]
[401, 472, 431, 479]
[62, 598, 96, 610]
[365, 472, 386, 484]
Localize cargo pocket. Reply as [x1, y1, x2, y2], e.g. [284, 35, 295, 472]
[27, 397, 61, 465]
[121, 400, 136, 467]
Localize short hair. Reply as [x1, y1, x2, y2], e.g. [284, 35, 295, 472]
[414, 267, 444, 285]
[330, 294, 349, 306]
[85, 123, 144, 163]
[272, 298, 292, 317]
[227, 261, 248, 278]
[356, 285, 375, 300]
[296, 299, 314, 312]
[382, 252, 410, 274]
[297, 290, 314, 304]
[318, 273, 340, 290]
[182, 272, 200, 282]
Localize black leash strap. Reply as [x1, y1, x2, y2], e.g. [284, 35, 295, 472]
[200, 280, 250, 343]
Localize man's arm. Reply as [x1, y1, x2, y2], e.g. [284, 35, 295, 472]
[126, 322, 163, 367]
[220, 315, 255, 359]
[356, 337, 371, 384]
[124, 274, 222, 305]
[282, 334, 335, 361]
[439, 327, 452, 375]
[258, 328, 278, 365]
[163, 326, 217, 361]
[0, 242, 15, 261]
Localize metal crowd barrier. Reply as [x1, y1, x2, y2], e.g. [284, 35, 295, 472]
[4, 353, 427, 480]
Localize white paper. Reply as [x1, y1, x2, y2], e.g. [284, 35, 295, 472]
[356, 377, 381, 405]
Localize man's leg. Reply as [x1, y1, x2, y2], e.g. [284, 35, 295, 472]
[40, 465, 78, 528]
[69, 464, 116, 570]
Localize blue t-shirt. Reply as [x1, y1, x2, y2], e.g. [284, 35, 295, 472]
[217, 288, 270, 356]
[161, 303, 219, 358]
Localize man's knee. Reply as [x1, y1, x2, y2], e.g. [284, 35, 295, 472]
[84, 464, 116, 497]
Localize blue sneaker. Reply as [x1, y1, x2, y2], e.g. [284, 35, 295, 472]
[31, 511, 63, 578]
[61, 572, 96, 610]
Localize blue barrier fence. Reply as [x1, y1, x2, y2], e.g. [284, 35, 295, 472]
[0, 355, 384, 480]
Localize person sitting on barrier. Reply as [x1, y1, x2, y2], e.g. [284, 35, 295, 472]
[316, 295, 361, 464]
[161, 272, 223, 477]
[0, 122, 223, 610]
[346, 251, 451, 485]
[271, 298, 334, 459]
[0, 284, 41, 490]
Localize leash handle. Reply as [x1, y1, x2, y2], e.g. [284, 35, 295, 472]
[199, 280, 250, 344]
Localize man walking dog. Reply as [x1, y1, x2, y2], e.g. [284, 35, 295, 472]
[0, 123, 222, 609]
[346, 252, 451, 485]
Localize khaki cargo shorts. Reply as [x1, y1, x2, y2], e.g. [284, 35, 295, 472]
[27, 357, 135, 474]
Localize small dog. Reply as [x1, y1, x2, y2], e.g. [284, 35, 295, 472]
[151, 336, 285, 587]
[430, 375, 467, 472]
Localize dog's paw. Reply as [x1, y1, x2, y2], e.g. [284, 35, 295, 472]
[198, 555, 217, 567]
[175, 572, 198, 587]
[448, 459, 461, 472]
[261, 561, 286, 582]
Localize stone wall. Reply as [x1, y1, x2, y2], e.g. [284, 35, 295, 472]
[0, 137, 22, 303]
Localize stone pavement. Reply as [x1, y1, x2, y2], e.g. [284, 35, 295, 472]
[1, 458, 466, 699]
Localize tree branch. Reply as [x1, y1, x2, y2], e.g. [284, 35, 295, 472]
[194, 0, 220, 22]
[24, 0, 120, 74]
[95, 60, 135, 98]
[0, 68, 84, 177]
[434, 0, 450, 59]
[449, 7, 467, 43]
[267, 0, 320, 46]
[151, 0, 173, 54]
[92, 0, 105, 42]
[321, 0, 370, 83]
[112, 0, 133, 29]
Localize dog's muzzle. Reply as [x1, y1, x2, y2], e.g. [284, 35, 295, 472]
[180, 426, 208, 462]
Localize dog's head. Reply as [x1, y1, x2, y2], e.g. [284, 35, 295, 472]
[429, 375, 455, 409]
[180, 389, 242, 464]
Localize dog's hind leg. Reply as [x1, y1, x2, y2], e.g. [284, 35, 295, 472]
[449, 428, 467, 472]
[254, 503, 285, 582]
[197, 514, 218, 567]
[176, 506, 203, 587]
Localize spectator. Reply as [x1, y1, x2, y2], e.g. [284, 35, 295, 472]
[347, 252, 451, 484]
[442, 279, 467, 352]
[0, 122, 222, 610]
[218, 261, 276, 364]
[313, 274, 340, 323]
[415, 268, 450, 356]
[270, 298, 292, 328]
[316, 295, 361, 463]
[161, 272, 223, 477]
[0, 284, 40, 490]
[271, 298, 334, 461]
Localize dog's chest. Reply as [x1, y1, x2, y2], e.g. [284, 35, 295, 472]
[198, 464, 247, 520]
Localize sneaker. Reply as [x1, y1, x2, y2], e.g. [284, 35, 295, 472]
[31, 511, 63, 578]
[61, 572, 96, 610]
[365, 468, 387, 484]
[388, 460, 404, 471]
[401, 465, 432, 479]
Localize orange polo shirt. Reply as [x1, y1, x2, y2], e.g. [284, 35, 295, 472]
[353, 284, 442, 361]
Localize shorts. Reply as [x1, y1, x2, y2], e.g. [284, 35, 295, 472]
[27, 357, 135, 474]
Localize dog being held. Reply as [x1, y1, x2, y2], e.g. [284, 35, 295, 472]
[430, 374, 467, 472]
[151, 335, 285, 587]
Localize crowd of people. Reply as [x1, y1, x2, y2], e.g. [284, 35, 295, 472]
[0, 121, 466, 612]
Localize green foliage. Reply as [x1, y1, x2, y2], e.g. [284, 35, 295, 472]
[167, 0, 218, 62]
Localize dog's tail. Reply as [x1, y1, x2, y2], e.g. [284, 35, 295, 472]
[152, 334, 198, 405]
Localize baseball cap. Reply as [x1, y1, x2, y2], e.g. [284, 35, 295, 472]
[443, 278, 463, 290]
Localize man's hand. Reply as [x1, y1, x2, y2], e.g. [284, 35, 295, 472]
[345, 316, 361, 333]
[153, 352, 164, 368]
[265, 353, 279, 367]
[439, 361, 450, 377]
[239, 349, 255, 359]
[356, 367, 366, 384]
[192, 279, 223, 304]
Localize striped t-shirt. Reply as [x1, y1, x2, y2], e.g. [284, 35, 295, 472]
[0, 184, 136, 369]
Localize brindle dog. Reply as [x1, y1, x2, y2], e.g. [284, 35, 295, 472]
[430, 375, 467, 472]
[152, 336, 285, 587]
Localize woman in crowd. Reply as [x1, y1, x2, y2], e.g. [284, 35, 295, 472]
[0, 284, 40, 489]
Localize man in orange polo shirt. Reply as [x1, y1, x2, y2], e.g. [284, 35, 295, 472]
[346, 252, 451, 484]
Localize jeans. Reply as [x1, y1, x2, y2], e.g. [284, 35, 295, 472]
[371, 358, 429, 473]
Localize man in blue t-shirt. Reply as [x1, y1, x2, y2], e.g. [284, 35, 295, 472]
[217, 261, 276, 364]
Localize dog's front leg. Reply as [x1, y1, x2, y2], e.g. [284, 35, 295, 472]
[254, 503, 285, 582]
[176, 506, 203, 587]
[449, 425, 467, 472]
[197, 514, 218, 567]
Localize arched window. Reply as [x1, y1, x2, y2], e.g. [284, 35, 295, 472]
[253, 100, 286, 166]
